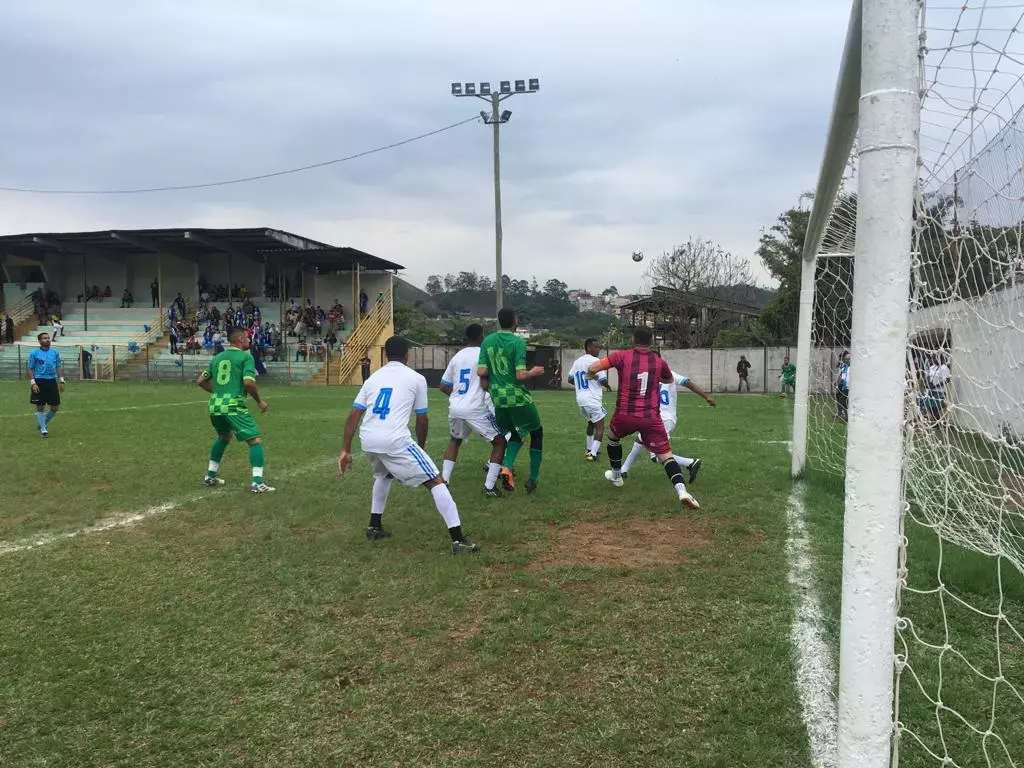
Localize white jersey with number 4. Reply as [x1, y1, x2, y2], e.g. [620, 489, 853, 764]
[659, 371, 690, 429]
[568, 354, 607, 407]
[354, 361, 429, 454]
[442, 346, 490, 418]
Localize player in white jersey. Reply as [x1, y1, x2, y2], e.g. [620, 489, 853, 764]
[567, 338, 612, 460]
[438, 324, 507, 496]
[619, 369, 715, 482]
[338, 336, 478, 554]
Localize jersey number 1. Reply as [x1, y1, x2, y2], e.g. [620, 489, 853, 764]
[372, 388, 393, 420]
[216, 359, 232, 385]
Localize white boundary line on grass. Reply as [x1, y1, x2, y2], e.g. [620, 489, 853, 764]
[0, 456, 335, 557]
[785, 482, 838, 768]
[0, 395, 296, 419]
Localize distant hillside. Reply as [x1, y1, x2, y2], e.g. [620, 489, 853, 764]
[394, 277, 433, 307]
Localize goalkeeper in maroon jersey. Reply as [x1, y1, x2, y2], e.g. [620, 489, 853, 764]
[588, 326, 700, 509]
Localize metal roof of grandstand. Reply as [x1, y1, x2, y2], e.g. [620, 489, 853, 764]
[0, 227, 403, 272]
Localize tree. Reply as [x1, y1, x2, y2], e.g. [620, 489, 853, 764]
[601, 286, 619, 297]
[642, 238, 756, 347]
[425, 275, 443, 296]
[755, 206, 810, 343]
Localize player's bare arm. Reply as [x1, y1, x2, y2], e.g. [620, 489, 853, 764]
[415, 413, 429, 449]
[337, 407, 363, 475]
[438, 381, 454, 396]
[57, 363, 65, 392]
[515, 365, 545, 381]
[684, 380, 716, 407]
[476, 366, 490, 391]
[587, 358, 612, 376]
[197, 371, 213, 393]
[243, 378, 269, 413]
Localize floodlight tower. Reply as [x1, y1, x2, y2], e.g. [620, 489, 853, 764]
[451, 78, 539, 314]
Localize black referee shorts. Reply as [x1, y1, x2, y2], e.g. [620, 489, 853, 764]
[30, 378, 60, 407]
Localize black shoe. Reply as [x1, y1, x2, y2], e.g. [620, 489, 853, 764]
[451, 539, 478, 555]
[620, 471, 629, 480]
[366, 526, 393, 540]
[525, 479, 537, 495]
[483, 486, 502, 498]
[688, 458, 702, 484]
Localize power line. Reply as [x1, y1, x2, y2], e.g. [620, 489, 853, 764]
[0, 115, 481, 195]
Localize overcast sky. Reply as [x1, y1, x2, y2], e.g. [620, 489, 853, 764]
[0, 0, 852, 294]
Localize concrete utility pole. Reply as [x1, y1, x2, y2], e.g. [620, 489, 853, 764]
[451, 78, 539, 315]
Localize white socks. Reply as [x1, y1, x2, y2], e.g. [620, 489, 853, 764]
[485, 462, 502, 490]
[621, 441, 646, 473]
[442, 459, 456, 483]
[585, 434, 592, 451]
[372, 476, 393, 516]
[590, 438, 602, 456]
[431, 483, 462, 529]
[208, 460, 220, 474]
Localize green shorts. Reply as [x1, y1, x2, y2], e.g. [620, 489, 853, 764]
[494, 403, 542, 437]
[210, 412, 261, 442]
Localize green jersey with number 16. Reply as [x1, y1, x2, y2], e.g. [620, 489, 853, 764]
[478, 330, 533, 408]
[204, 347, 257, 415]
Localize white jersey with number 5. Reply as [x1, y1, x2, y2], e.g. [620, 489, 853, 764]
[442, 346, 490, 418]
[568, 353, 607, 407]
[353, 361, 429, 453]
[659, 371, 690, 427]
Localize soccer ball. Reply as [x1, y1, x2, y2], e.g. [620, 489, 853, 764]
[631, 250, 644, 263]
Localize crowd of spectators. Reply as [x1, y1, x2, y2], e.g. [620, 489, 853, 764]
[33, 289, 63, 325]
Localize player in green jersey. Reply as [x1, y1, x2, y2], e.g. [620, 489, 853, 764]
[477, 308, 546, 493]
[780, 356, 797, 398]
[196, 327, 274, 493]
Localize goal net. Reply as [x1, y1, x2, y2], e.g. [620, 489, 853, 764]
[797, 2, 1024, 766]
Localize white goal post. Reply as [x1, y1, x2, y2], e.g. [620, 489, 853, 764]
[794, 0, 920, 766]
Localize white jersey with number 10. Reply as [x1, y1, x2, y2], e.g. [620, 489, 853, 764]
[568, 353, 607, 406]
[353, 361, 429, 453]
[659, 371, 690, 426]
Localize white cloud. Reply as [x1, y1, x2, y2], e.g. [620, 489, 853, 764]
[0, 0, 853, 293]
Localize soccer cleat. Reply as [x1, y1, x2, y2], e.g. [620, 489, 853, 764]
[483, 486, 502, 498]
[366, 526, 393, 540]
[251, 482, 276, 494]
[525, 479, 538, 495]
[678, 487, 700, 510]
[499, 467, 516, 491]
[620, 471, 629, 480]
[604, 470, 624, 488]
[688, 458, 702, 484]
[202, 476, 226, 487]
[586, 452, 598, 462]
[451, 539, 479, 555]
[40, 430, 48, 439]
[650, 455, 659, 464]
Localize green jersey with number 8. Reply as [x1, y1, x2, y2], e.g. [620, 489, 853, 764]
[204, 347, 257, 415]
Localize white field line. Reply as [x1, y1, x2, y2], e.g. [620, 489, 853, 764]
[0, 456, 335, 557]
[0, 395, 294, 419]
[785, 482, 838, 768]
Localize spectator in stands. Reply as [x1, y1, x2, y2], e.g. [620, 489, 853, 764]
[103, 285, 112, 300]
[81, 345, 94, 379]
[359, 290, 368, 317]
[169, 323, 180, 354]
[737, 355, 752, 392]
[3, 313, 13, 344]
[360, 354, 371, 382]
[151, 277, 159, 308]
[51, 314, 64, 338]
[121, 288, 134, 308]
[173, 292, 186, 319]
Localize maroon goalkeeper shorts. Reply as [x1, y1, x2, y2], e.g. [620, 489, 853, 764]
[610, 412, 671, 456]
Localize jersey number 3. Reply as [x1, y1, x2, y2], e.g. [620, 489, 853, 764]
[372, 388, 393, 420]
[216, 359, 232, 385]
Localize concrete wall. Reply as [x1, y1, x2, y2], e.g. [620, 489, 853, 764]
[315, 271, 392, 314]
[46, 253, 126, 302]
[910, 284, 1024, 438]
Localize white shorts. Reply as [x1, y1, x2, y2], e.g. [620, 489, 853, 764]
[662, 417, 677, 435]
[449, 410, 501, 442]
[365, 442, 439, 488]
[577, 402, 607, 424]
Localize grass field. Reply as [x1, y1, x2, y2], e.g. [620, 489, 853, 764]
[0, 381, 811, 767]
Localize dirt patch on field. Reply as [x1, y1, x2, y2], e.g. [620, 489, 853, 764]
[527, 518, 713, 571]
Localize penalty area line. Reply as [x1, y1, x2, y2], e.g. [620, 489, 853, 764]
[785, 481, 837, 768]
[0, 456, 334, 557]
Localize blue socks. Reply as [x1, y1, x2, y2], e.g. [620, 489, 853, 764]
[44, 410, 55, 425]
[36, 412, 47, 431]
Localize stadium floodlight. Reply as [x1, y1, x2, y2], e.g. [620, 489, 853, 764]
[448, 75, 540, 313]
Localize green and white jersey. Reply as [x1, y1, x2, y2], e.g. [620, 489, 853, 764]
[478, 330, 532, 408]
[203, 347, 257, 415]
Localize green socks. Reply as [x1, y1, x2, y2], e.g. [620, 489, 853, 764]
[529, 448, 542, 484]
[249, 442, 265, 484]
[503, 439, 523, 469]
[207, 439, 230, 477]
